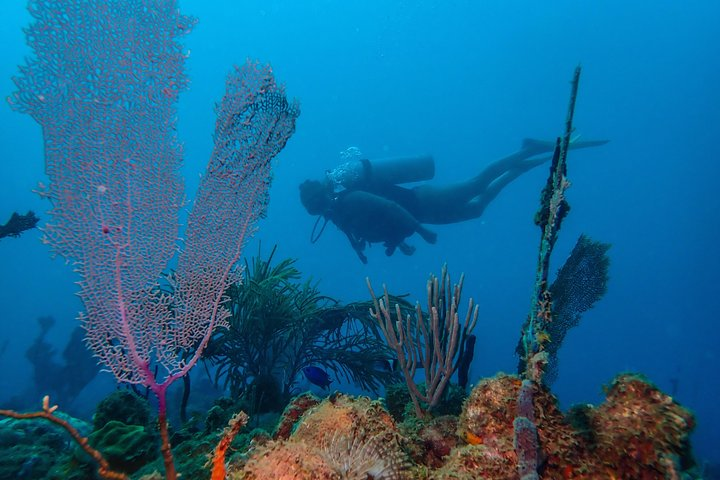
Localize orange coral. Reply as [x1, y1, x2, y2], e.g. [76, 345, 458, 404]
[211, 411, 248, 480]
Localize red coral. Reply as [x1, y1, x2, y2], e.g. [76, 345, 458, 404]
[273, 392, 321, 441]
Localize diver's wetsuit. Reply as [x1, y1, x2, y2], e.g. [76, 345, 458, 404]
[325, 187, 435, 264]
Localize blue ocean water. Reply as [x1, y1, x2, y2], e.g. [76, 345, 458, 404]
[0, 0, 718, 470]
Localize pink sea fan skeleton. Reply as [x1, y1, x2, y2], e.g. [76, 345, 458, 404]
[9, 0, 299, 477]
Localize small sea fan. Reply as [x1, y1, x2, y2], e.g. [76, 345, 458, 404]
[545, 234, 611, 383]
[320, 428, 408, 480]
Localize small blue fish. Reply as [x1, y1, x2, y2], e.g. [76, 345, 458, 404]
[303, 366, 333, 390]
[372, 359, 399, 372]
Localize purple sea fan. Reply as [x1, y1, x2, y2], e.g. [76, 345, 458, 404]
[167, 61, 300, 369]
[9, 0, 195, 387]
[8, 0, 299, 476]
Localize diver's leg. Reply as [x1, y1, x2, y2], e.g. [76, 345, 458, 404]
[410, 147, 552, 223]
[396, 241, 416, 256]
[464, 138, 607, 198]
[416, 142, 557, 207]
[470, 153, 559, 215]
[461, 165, 545, 219]
[411, 139, 606, 224]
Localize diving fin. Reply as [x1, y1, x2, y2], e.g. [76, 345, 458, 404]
[522, 137, 609, 153]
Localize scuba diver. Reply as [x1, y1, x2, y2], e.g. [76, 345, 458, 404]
[299, 139, 607, 264]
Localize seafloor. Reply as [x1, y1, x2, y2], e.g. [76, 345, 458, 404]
[0, 372, 699, 479]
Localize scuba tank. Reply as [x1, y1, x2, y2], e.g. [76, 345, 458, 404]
[326, 154, 435, 189]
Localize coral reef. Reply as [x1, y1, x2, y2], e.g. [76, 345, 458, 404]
[405, 415, 460, 469]
[220, 373, 696, 479]
[231, 440, 335, 480]
[232, 393, 410, 479]
[1, 370, 698, 479]
[367, 266, 478, 418]
[1, 14, 701, 476]
[457, 374, 582, 478]
[542, 234, 611, 384]
[453, 373, 695, 479]
[291, 394, 399, 447]
[431, 444, 516, 480]
[582, 373, 696, 478]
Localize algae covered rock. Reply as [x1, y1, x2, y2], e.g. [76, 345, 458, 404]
[232, 392, 412, 479]
[583, 373, 696, 477]
[92, 390, 151, 430]
[231, 440, 336, 480]
[0, 413, 92, 480]
[457, 373, 585, 479]
[429, 444, 516, 480]
[87, 420, 158, 474]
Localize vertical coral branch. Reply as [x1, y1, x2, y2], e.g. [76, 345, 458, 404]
[515, 66, 583, 480]
[513, 380, 539, 480]
[520, 65, 582, 383]
[211, 411, 249, 480]
[367, 265, 478, 417]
